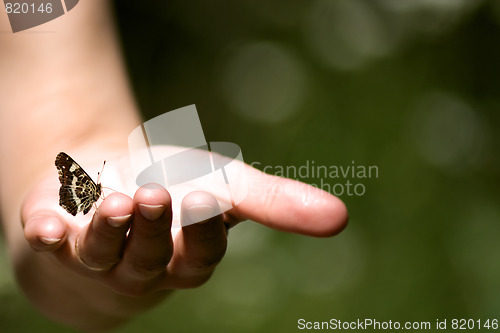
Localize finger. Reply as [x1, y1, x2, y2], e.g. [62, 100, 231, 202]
[166, 191, 226, 288]
[232, 165, 349, 237]
[23, 211, 67, 251]
[75, 193, 133, 271]
[113, 184, 173, 282]
[21, 182, 67, 251]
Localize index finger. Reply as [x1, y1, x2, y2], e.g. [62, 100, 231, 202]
[230, 165, 348, 237]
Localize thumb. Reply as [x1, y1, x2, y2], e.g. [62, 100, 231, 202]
[232, 165, 349, 237]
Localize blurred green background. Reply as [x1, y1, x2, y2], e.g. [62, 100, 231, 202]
[1, 0, 500, 331]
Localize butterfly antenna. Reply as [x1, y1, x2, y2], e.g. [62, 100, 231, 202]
[97, 160, 106, 183]
[95, 160, 118, 197]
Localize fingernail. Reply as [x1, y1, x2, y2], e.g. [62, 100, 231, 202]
[182, 204, 216, 227]
[39, 237, 61, 245]
[107, 214, 132, 228]
[138, 204, 166, 221]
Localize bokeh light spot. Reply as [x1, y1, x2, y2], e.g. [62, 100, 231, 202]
[303, 0, 392, 71]
[219, 41, 307, 123]
[411, 92, 486, 172]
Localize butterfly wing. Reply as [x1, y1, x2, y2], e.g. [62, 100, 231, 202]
[55, 152, 100, 216]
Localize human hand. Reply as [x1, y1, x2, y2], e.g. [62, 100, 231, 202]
[20, 149, 348, 327]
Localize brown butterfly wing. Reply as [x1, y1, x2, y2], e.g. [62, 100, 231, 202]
[55, 152, 100, 216]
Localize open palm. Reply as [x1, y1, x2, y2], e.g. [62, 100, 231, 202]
[19, 148, 348, 326]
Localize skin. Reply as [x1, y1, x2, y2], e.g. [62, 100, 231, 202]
[0, 1, 348, 331]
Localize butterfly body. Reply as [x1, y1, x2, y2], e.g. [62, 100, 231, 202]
[55, 152, 103, 216]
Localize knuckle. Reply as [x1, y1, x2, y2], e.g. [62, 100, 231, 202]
[137, 225, 171, 240]
[128, 259, 168, 279]
[81, 253, 118, 269]
[92, 222, 124, 240]
[186, 219, 227, 244]
[194, 228, 224, 244]
[191, 245, 227, 271]
[262, 176, 282, 220]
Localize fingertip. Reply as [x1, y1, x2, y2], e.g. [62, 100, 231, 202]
[168, 192, 226, 283]
[181, 192, 222, 227]
[134, 183, 171, 204]
[130, 184, 172, 223]
[133, 183, 171, 214]
[24, 213, 67, 251]
[237, 171, 350, 237]
[294, 190, 349, 237]
[99, 192, 134, 225]
[316, 197, 349, 237]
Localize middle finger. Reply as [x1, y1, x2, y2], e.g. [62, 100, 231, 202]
[113, 184, 173, 284]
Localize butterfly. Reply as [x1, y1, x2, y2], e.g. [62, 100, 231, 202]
[55, 152, 104, 216]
